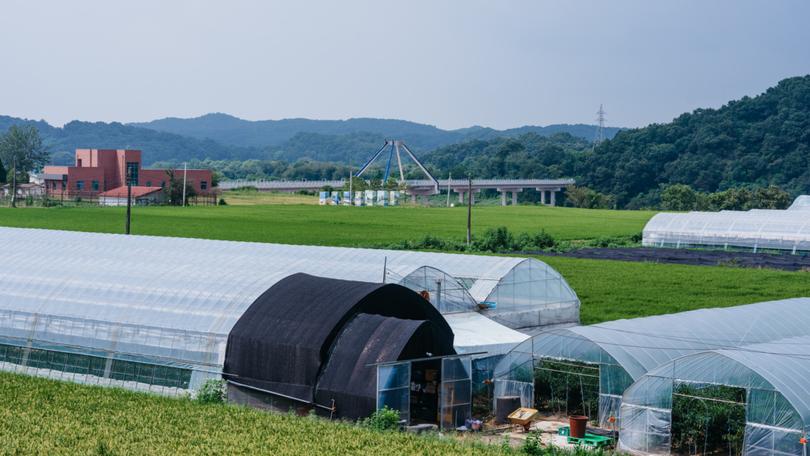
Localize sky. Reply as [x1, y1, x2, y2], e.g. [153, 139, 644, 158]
[1, 0, 809, 130]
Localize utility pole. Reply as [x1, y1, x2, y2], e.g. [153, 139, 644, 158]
[125, 167, 132, 235]
[10, 157, 17, 208]
[348, 167, 353, 206]
[466, 176, 472, 247]
[182, 162, 188, 207]
[446, 172, 451, 207]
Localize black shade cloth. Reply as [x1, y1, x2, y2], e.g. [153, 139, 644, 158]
[315, 313, 455, 419]
[223, 273, 453, 402]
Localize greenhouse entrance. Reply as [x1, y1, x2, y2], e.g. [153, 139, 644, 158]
[534, 359, 599, 422]
[376, 354, 473, 430]
[410, 359, 441, 424]
[670, 383, 746, 456]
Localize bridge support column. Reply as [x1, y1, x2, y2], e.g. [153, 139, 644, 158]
[540, 190, 546, 205]
[411, 194, 417, 204]
[550, 190, 556, 206]
[500, 191, 507, 206]
[512, 191, 518, 206]
[458, 191, 465, 203]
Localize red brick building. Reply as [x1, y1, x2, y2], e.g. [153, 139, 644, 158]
[42, 149, 213, 198]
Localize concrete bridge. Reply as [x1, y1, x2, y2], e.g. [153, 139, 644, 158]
[219, 178, 574, 206]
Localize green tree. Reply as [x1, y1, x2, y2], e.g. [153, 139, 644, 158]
[752, 185, 791, 209]
[564, 185, 614, 209]
[163, 169, 197, 206]
[661, 184, 699, 211]
[0, 159, 6, 184]
[0, 126, 49, 207]
[342, 176, 367, 192]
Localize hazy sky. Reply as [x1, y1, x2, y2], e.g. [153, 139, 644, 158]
[1, 0, 808, 130]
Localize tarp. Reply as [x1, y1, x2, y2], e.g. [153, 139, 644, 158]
[223, 273, 452, 402]
[315, 313, 454, 419]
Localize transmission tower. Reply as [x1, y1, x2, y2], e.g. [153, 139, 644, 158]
[592, 104, 606, 152]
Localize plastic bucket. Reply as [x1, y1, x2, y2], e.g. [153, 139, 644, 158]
[569, 415, 588, 438]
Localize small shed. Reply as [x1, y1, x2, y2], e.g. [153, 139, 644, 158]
[99, 185, 164, 206]
[223, 274, 469, 427]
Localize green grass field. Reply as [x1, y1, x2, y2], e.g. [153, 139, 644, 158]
[0, 204, 653, 245]
[0, 372, 509, 455]
[544, 257, 810, 324]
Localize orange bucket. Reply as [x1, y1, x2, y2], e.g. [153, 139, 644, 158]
[569, 415, 588, 438]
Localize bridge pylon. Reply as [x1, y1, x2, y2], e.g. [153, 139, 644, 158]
[355, 140, 439, 194]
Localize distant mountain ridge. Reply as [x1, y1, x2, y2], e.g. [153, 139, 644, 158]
[0, 116, 260, 165]
[0, 113, 619, 165]
[130, 113, 620, 150]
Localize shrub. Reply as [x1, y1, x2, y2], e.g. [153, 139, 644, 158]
[528, 230, 556, 250]
[475, 226, 515, 253]
[218, 198, 228, 206]
[522, 431, 543, 455]
[360, 406, 401, 431]
[196, 378, 226, 404]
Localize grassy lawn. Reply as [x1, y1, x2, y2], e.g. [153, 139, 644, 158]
[0, 204, 653, 245]
[222, 190, 319, 205]
[543, 257, 810, 324]
[0, 372, 507, 455]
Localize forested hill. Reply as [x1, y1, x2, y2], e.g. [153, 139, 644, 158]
[0, 114, 618, 165]
[0, 116, 260, 165]
[130, 113, 620, 150]
[580, 75, 810, 206]
[424, 75, 810, 207]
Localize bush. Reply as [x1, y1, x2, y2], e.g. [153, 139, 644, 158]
[196, 378, 226, 404]
[565, 185, 614, 209]
[522, 431, 543, 455]
[475, 227, 515, 253]
[218, 198, 227, 206]
[360, 406, 401, 431]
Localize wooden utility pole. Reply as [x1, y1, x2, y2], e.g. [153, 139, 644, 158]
[446, 172, 451, 207]
[182, 162, 188, 207]
[466, 176, 472, 246]
[125, 167, 132, 235]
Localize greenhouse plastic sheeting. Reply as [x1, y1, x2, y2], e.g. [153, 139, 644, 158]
[493, 298, 810, 427]
[0, 227, 578, 393]
[398, 266, 479, 314]
[788, 195, 810, 211]
[619, 335, 810, 456]
[643, 197, 810, 253]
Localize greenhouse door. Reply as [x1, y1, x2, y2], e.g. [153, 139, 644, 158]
[440, 356, 472, 430]
[410, 359, 441, 424]
[376, 362, 411, 424]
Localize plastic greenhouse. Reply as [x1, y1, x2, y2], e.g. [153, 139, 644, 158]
[492, 298, 810, 428]
[0, 227, 579, 395]
[788, 195, 810, 211]
[620, 335, 810, 456]
[643, 195, 810, 253]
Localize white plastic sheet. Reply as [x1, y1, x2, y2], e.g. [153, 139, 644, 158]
[0, 227, 579, 393]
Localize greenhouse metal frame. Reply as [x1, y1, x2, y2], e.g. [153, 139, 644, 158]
[643, 195, 810, 253]
[0, 227, 579, 395]
[492, 298, 810, 428]
[620, 335, 810, 456]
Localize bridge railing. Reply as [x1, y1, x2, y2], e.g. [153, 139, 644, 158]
[220, 178, 576, 190]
